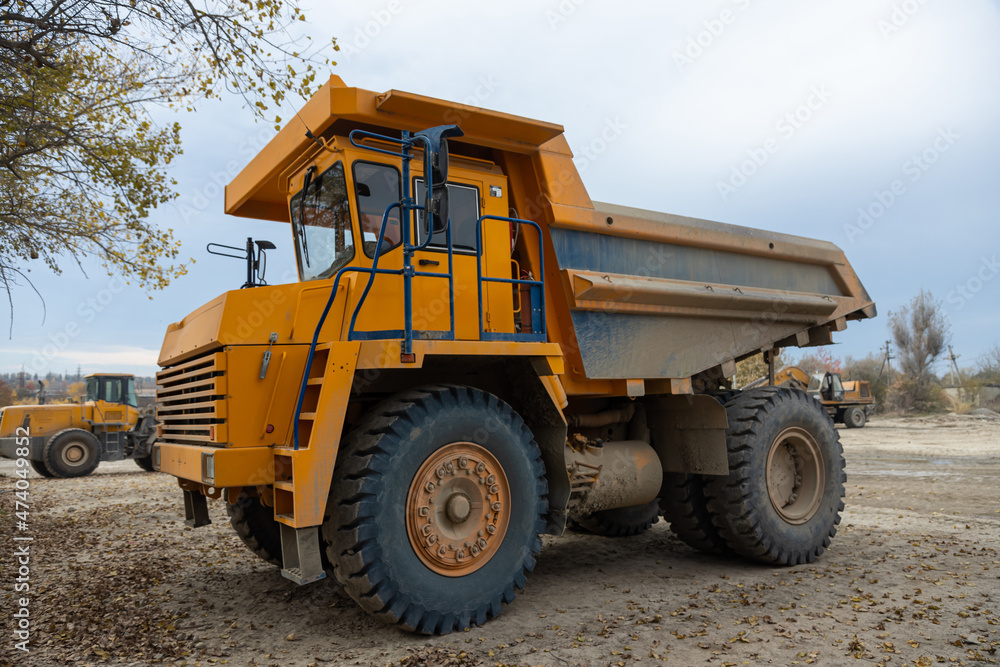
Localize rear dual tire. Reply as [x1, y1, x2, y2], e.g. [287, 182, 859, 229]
[703, 387, 845, 565]
[662, 388, 845, 566]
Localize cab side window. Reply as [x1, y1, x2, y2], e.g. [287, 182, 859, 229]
[415, 180, 481, 252]
[354, 162, 402, 257]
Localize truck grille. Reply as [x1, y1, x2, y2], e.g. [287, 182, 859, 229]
[156, 351, 228, 445]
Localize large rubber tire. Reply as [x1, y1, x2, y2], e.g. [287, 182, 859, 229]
[660, 473, 731, 555]
[327, 385, 547, 634]
[844, 406, 866, 429]
[572, 500, 661, 537]
[227, 490, 285, 567]
[42, 429, 101, 478]
[30, 460, 56, 478]
[705, 387, 845, 565]
[134, 456, 155, 472]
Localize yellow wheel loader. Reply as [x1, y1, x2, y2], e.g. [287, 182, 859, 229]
[151, 78, 876, 633]
[747, 366, 876, 427]
[0, 374, 157, 477]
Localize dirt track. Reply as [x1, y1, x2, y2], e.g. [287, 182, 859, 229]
[2, 415, 998, 667]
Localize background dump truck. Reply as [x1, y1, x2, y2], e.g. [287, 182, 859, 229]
[0, 373, 156, 477]
[151, 77, 876, 634]
[746, 367, 876, 428]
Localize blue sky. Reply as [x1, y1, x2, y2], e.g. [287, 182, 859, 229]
[3, 0, 999, 378]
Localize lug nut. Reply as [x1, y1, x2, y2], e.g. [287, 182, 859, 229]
[476, 463, 485, 473]
[492, 502, 502, 511]
[459, 457, 468, 468]
[427, 535, 437, 545]
[425, 482, 435, 492]
[486, 525, 496, 535]
[456, 550, 467, 561]
[490, 484, 499, 494]
[486, 474, 496, 484]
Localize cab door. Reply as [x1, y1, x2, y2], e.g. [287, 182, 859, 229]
[411, 173, 515, 341]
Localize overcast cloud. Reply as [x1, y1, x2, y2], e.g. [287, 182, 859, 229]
[3, 0, 998, 377]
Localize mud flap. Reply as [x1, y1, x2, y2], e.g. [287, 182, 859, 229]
[279, 525, 326, 585]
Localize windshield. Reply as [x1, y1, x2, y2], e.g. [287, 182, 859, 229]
[290, 161, 354, 281]
[85, 377, 99, 402]
[124, 377, 137, 407]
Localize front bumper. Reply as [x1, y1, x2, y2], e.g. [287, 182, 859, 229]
[0, 436, 46, 461]
[153, 442, 275, 487]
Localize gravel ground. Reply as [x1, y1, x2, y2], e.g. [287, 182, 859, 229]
[1, 414, 998, 667]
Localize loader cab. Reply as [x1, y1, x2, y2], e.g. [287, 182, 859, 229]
[84, 374, 139, 428]
[288, 133, 539, 345]
[808, 372, 844, 402]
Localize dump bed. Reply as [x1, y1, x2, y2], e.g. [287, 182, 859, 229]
[549, 201, 875, 380]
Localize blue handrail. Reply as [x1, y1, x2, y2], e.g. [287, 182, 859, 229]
[475, 215, 547, 342]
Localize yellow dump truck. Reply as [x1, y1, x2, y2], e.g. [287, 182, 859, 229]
[747, 366, 876, 427]
[151, 77, 876, 634]
[0, 374, 156, 477]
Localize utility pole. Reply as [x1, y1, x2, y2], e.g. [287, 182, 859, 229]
[946, 345, 962, 389]
[876, 341, 894, 389]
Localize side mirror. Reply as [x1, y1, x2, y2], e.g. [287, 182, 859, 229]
[414, 125, 464, 235]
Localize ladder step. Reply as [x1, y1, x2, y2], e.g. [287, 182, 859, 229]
[299, 412, 316, 420]
[274, 480, 294, 492]
[307, 378, 324, 385]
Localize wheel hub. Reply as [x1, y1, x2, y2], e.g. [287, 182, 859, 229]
[62, 442, 86, 466]
[765, 427, 824, 525]
[406, 442, 510, 576]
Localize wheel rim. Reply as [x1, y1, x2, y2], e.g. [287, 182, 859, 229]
[765, 427, 825, 525]
[61, 441, 88, 468]
[406, 442, 510, 577]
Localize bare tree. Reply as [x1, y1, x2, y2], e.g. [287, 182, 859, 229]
[888, 290, 950, 412]
[977, 344, 1000, 383]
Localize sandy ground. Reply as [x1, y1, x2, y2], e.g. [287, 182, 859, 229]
[1, 414, 998, 667]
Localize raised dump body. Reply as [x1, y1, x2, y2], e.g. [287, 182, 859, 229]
[152, 77, 875, 634]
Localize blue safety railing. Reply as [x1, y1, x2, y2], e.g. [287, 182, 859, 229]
[476, 215, 547, 343]
[292, 129, 458, 449]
